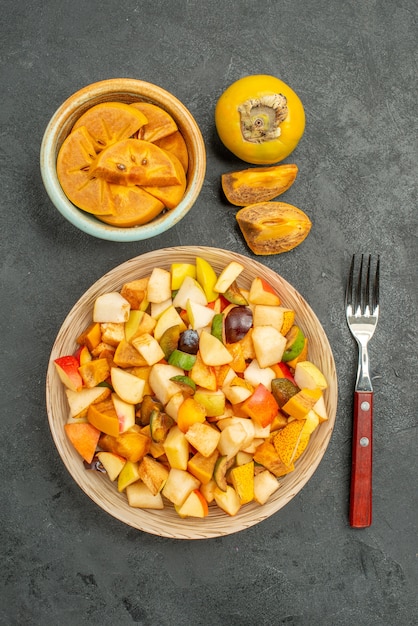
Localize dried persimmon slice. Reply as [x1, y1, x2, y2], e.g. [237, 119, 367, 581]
[96, 186, 165, 227]
[72, 102, 148, 152]
[130, 102, 177, 142]
[57, 126, 116, 215]
[143, 153, 186, 209]
[154, 130, 189, 174]
[90, 138, 183, 187]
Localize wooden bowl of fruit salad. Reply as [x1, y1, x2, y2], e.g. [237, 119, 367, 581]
[40, 79, 206, 241]
[46, 246, 338, 539]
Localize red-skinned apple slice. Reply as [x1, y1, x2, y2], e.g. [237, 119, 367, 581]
[54, 356, 83, 391]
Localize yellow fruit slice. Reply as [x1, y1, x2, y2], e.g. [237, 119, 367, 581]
[96, 185, 165, 227]
[130, 102, 178, 142]
[72, 102, 148, 151]
[236, 202, 312, 255]
[57, 126, 116, 215]
[222, 164, 298, 206]
[143, 152, 186, 209]
[90, 138, 183, 187]
[154, 130, 189, 174]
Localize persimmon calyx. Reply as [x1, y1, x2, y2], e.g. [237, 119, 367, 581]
[238, 93, 288, 143]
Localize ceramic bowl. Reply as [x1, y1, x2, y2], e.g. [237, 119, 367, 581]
[40, 79, 206, 242]
[46, 246, 338, 539]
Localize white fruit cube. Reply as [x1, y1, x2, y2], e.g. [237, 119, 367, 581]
[93, 292, 131, 323]
[223, 383, 253, 405]
[243, 359, 276, 390]
[162, 468, 201, 506]
[65, 386, 109, 418]
[252, 326, 287, 368]
[96, 451, 126, 481]
[175, 490, 208, 518]
[217, 417, 255, 450]
[184, 422, 221, 457]
[313, 394, 328, 422]
[132, 333, 165, 366]
[186, 300, 216, 330]
[252, 305, 285, 330]
[214, 485, 241, 516]
[146, 267, 172, 303]
[172, 276, 207, 309]
[150, 298, 172, 320]
[125, 482, 164, 509]
[148, 363, 184, 405]
[111, 367, 145, 404]
[217, 423, 248, 459]
[253, 470, 280, 505]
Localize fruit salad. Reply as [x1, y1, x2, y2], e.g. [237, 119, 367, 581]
[54, 257, 329, 519]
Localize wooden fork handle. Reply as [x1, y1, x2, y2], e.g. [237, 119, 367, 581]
[349, 391, 373, 527]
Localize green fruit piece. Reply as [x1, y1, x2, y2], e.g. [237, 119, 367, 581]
[196, 256, 218, 302]
[223, 280, 248, 306]
[149, 408, 175, 443]
[159, 324, 181, 360]
[213, 455, 235, 491]
[271, 378, 300, 408]
[170, 374, 196, 395]
[168, 349, 197, 371]
[281, 325, 305, 362]
[211, 313, 224, 342]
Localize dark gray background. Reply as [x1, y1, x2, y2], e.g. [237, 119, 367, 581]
[1, 1, 417, 624]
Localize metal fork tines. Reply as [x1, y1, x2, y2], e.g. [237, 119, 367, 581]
[345, 254, 380, 392]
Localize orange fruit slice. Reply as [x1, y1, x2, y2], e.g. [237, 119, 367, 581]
[96, 186, 165, 227]
[90, 138, 183, 187]
[130, 102, 177, 142]
[154, 130, 189, 174]
[72, 102, 148, 152]
[57, 126, 116, 215]
[143, 153, 187, 209]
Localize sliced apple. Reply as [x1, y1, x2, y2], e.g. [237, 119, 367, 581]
[184, 422, 221, 457]
[196, 257, 218, 302]
[64, 422, 101, 464]
[163, 425, 190, 470]
[186, 300, 216, 330]
[153, 305, 187, 342]
[117, 460, 140, 492]
[214, 485, 241, 516]
[146, 267, 172, 303]
[162, 468, 201, 506]
[148, 363, 184, 405]
[253, 470, 280, 505]
[65, 386, 111, 419]
[248, 277, 281, 306]
[214, 261, 244, 293]
[217, 422, 248, 459]
[125, 481, 164, 509]
[54, 356, 83, 392]
[111, 393, 135, 433]
[96, 451, 126, 481]
[193, 389, 226, 417]
[132, 333, 165, 366]
[93, 292, 131, 323]
[111, 367, 146, 404]
[312, 394, 328, 422]
[175, 489, 209, 518]
[294, 361, 328, 390]
[199, 330, 233, 366]
[252, 326, 287, 368]
[243, 358, 276, 391]
[172, 275, 207, 309]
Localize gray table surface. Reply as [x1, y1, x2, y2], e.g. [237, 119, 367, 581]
[1, 1, 417, 624]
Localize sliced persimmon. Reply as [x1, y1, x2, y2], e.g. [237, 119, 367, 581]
[154, 130, 189, 174]
[57, 126, 116, 215]
[72, 102, 148, 152]
[130, 102, 177, 142]
[143, 152, 186, 209]
[96, 185, 165, 227]
[90, 139, 183, 187]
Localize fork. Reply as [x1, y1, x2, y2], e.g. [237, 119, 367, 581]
[345, 254, 380, 528]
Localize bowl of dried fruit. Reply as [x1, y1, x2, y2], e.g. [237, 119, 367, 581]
[46, 246, 338, 539]
[40, 79, 206, 241]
